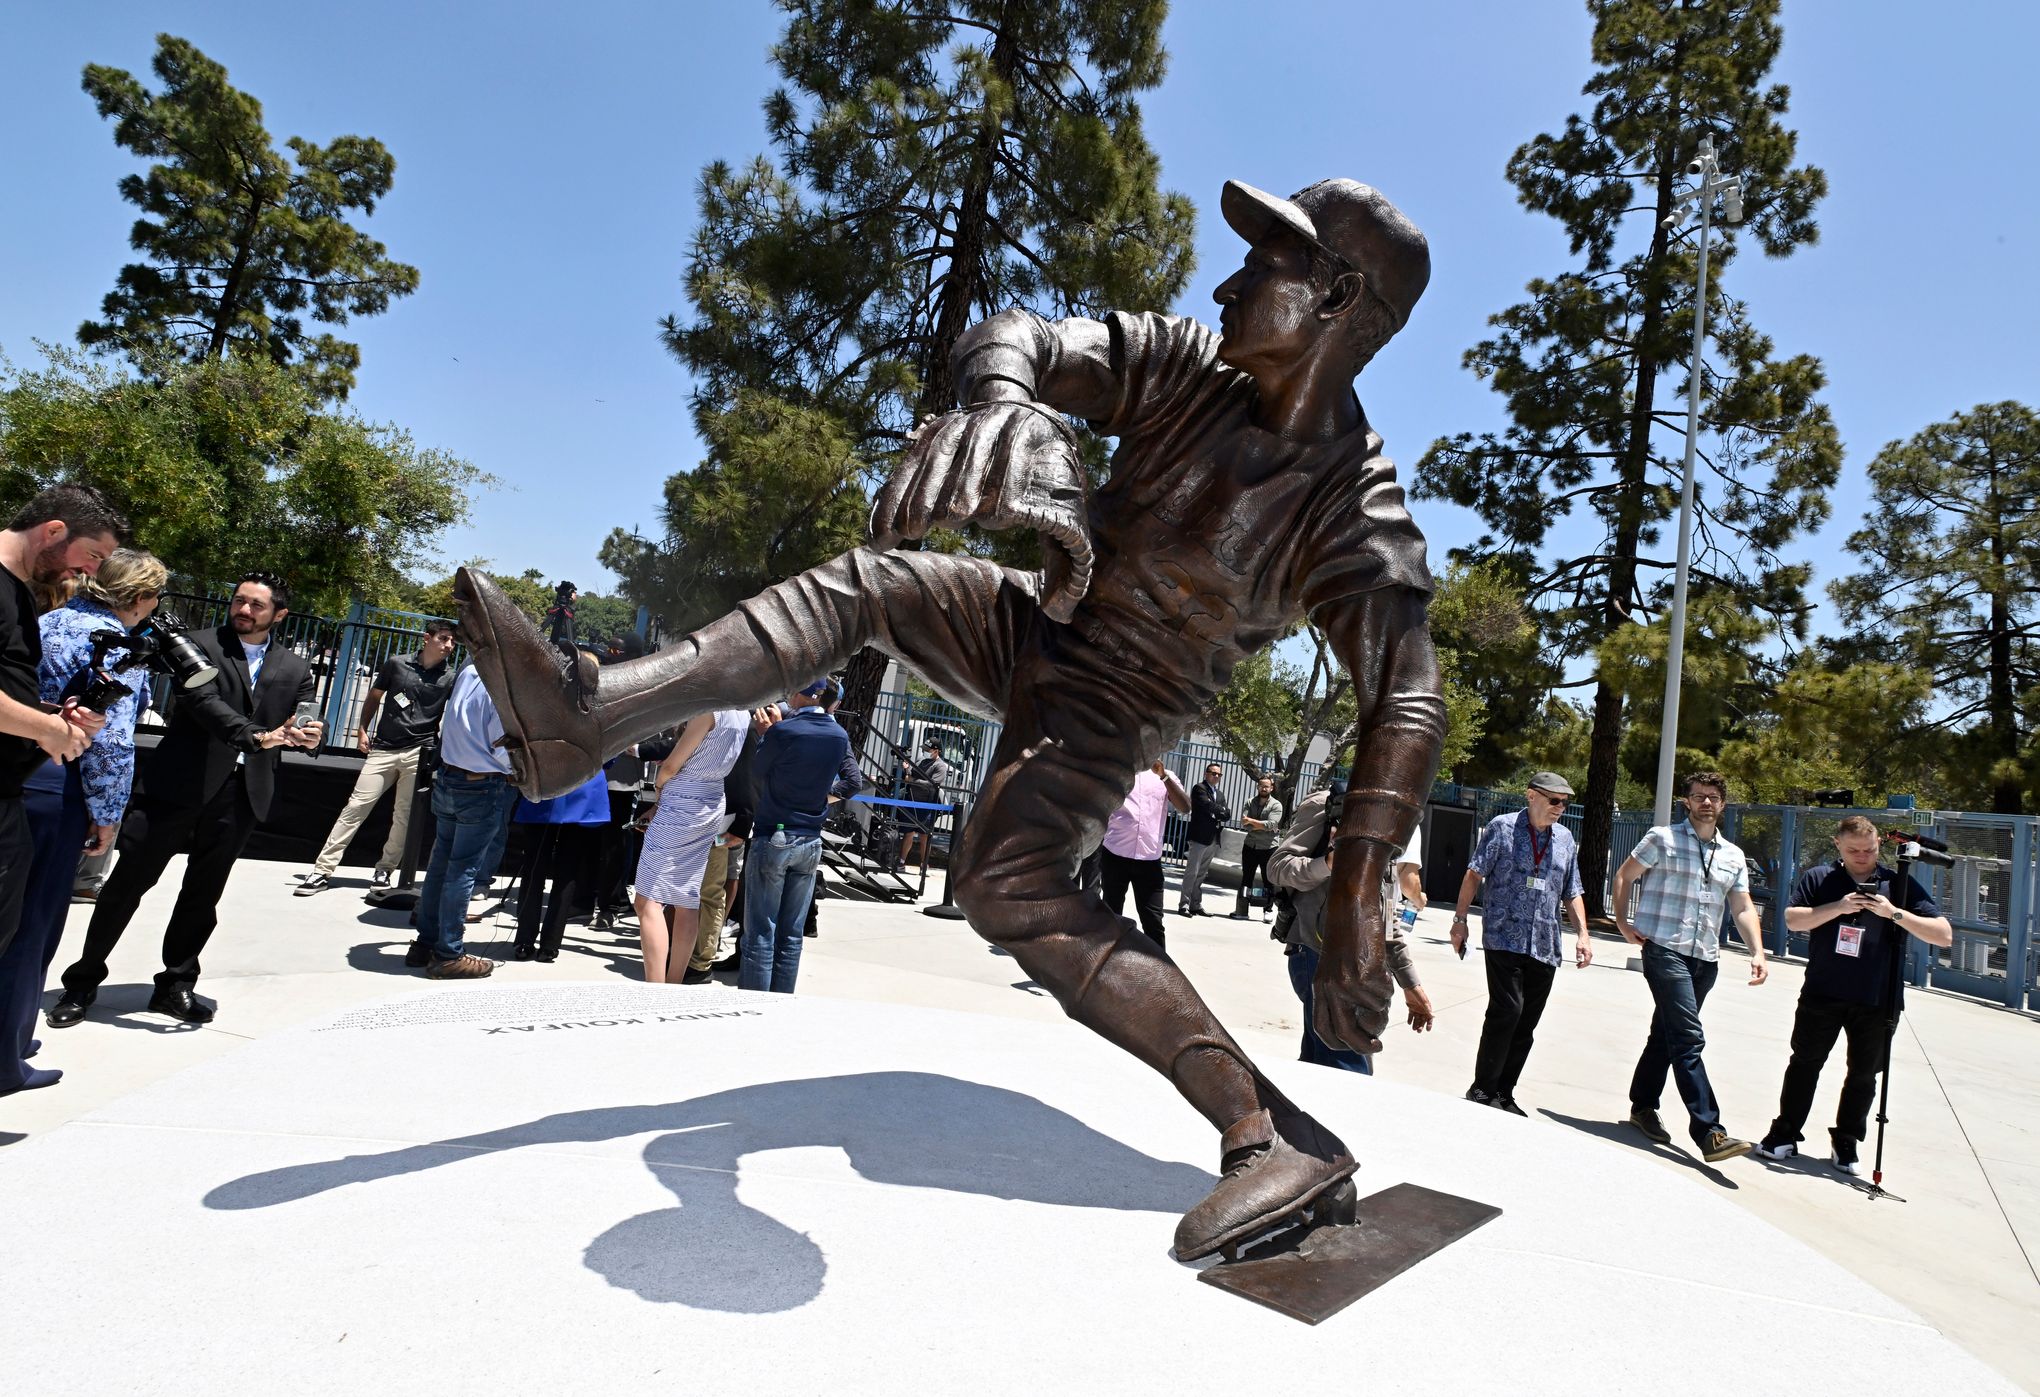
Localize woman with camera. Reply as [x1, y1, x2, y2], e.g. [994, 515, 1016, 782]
[0, 548, 166, 1094]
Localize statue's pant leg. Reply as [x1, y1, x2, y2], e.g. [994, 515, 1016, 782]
[607, 547, 1032, 731]
[949, 683, 1286, 1136]
[462, 548, 1035, 796]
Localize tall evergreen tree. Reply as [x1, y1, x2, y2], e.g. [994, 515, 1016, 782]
[630, 0, 1194, 711]
[78, 34, 419, 402]
[1831, 402, 2040, 812]
[1413, 0, 1837, 911]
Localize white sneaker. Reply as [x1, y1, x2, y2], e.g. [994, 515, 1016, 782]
[1830, 1148, 1860, 1177]
[1754, 1138, 1796, 1160]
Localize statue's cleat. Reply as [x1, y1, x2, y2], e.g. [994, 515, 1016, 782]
[451, 567, 604, 798]
[1173, 1105, 1357, 1262]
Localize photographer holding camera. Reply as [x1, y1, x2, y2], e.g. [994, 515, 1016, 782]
[50, 571, 318, 1027]
[1755, 815, 1952, 1176]
[0, 548, 167, 1094]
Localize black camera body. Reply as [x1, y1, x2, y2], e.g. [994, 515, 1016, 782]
[61, 618, 220, 713]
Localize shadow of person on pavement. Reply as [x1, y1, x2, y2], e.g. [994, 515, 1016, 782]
[203, 1070, 1215, 1312]
[1537, 1108, 1740, 1189]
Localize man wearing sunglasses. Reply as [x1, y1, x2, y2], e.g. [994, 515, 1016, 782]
[1449, 772, 1590, 1115]
[1612, 770, 1769, 1163]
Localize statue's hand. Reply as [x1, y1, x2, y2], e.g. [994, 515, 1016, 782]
[1312, 875, 1391, 1055]
[870, 402, 1094, 622]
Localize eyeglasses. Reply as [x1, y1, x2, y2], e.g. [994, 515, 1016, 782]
[1686, 792, 1726, 806]
[1531, 789, 1569, 808]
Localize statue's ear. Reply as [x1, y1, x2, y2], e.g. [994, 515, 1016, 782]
[1316, 270, 1367, 323]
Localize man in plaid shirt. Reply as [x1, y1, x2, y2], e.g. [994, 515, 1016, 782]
[1613, 770, 1769, 1162]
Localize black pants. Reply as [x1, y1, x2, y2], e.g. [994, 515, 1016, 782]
[0, 799, 32, 974]
[1771, 991, 1891, 1146]
[594, 789, 636, 911]
[1235, 845, 1272, 914]
[514, 823, 603, 955]
[62, 774, 259, 996]
[1100, 848, 1166, 954]
[1472, 947, 1557, 1098]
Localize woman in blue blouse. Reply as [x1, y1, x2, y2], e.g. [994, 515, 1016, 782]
[507, 651, 615, 963]
[0, 548, 167, 1094]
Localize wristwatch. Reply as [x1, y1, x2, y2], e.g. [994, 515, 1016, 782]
[1892, 908, 1905, 923]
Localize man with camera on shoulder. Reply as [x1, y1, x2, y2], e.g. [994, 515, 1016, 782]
[50, 571, 319, 1027]
[1754, 814, 1952, 1176]
[0, 487, 126, 983]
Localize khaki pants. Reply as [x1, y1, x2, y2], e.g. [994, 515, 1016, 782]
[314, 746, 422, 876]
[690, 839, 733, 973]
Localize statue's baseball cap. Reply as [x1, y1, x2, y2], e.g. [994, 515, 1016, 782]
[1220, 178, 1430, 330]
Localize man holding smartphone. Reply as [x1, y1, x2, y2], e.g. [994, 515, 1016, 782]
[1755, 815, 1952, 1175]
[50, 572, 318, 1026]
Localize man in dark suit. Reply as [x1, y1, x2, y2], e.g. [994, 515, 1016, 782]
[48, 572, 319, 1025]
[1177, 762, 1232, 916]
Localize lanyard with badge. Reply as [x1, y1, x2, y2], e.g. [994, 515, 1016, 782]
[1691, 831, 1722, 930]
[1525, 820, 1550, 894]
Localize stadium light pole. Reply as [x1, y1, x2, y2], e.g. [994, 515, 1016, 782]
[1653, 134, 1743, 826]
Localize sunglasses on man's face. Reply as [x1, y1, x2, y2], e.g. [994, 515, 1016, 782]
[1531, 789, 1569, 808]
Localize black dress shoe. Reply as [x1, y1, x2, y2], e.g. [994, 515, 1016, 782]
[681, 967, 713, 985]
[404, 941, 431, 968]
[534, 949, 558, 964]
[511, 943, 537, 961]
[146, 989, 215, 1024]
[45, 992, 93, 1028]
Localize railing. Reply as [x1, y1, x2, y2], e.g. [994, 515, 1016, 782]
[148, 591, 460, 754]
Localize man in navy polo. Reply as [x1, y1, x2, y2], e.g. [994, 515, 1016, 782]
[1756, 815, 1951, 1176]
[1448, 773, 1591, 1114]
[741, 679, 863, 992]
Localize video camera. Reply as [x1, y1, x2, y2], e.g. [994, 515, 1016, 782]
[61, 618, 219, 714]
[1883, 828, 1955, 869]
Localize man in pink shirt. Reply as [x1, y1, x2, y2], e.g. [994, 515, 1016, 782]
[1100, 759, 1190, 954]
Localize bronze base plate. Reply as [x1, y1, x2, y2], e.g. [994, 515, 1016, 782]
[1197, 1182, 1500, 1324]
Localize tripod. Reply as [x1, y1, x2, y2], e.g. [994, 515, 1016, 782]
[1864, 843, 1918, 1203]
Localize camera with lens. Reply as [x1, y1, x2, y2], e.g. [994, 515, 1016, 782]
[61, 617, 220, 713]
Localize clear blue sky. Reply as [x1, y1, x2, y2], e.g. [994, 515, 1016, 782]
[3, 1, 2034, 636]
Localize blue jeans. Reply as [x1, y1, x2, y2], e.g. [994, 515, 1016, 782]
[1631, 938, 1722, 1141]
[1286, 944, 1372, 1075]
[740, 830, 822, 993]
[415, 774, 517, 963]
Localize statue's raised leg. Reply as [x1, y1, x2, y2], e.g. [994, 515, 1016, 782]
[453, 549, 1032, 797]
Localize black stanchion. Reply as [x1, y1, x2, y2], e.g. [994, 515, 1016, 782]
[923, 797, 969, 921]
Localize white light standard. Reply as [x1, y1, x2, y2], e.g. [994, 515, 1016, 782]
[1652, 134, 1743, 826]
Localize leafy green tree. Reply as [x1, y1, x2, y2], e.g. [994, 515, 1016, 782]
[78, 34, 419, 401]
[1200, 650, 1301, 771]
[0, 345, 477, 614]
[635, 0, 1195, 711]
[1831, 402, 2040, 812]
[1413, 0, 1838, 911]
[1424, 558, 1555, 784]
[1716, 657, 1937, 806]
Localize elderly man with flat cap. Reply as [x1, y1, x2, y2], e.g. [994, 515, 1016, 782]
[1448, 773, 1592, 1116]
[454, 177, 1447, 1261]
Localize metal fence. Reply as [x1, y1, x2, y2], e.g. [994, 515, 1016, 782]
[147, 591, 458, 751]
[139, 588, 2040, 1012]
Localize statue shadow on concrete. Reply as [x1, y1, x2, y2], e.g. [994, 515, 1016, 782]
[204, 1071, 1216, 1312]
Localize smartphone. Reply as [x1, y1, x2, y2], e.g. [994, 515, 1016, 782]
[291, 700, 320, 729]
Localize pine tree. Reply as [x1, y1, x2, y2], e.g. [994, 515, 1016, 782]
[632, 0, 1194, 715]
[78, 34, 419, 402]
[1413, 0, 1837, 910]
[1831, 402, 2040, 812]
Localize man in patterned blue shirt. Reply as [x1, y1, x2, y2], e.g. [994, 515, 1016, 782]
[1613, 770, 1769, 1162]
[1449, 773, 1590, 1114]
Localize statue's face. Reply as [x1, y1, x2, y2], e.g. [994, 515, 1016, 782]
[1212, 232, 1325, 378]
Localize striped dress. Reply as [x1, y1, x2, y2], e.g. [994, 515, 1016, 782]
[635, 709, 750, 909]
